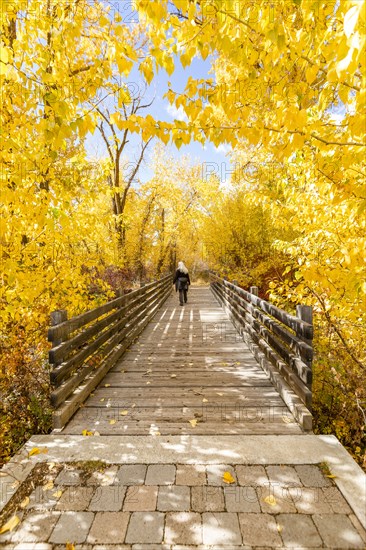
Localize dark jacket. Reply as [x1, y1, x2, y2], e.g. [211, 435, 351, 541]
[173, 269, 191, 291]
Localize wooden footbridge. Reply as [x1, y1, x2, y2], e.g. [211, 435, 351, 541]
[48, 273, 314, 435]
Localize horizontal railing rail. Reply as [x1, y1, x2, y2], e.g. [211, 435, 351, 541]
[209, 271, 313, 431]
[48, 274, 172, 429]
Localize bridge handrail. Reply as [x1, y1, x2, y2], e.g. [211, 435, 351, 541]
[48, 274, 172, 429]
[209, 271, 313, 431]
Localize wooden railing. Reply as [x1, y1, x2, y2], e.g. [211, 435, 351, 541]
[48, 274, 172, 429]
[209, 272, 313, 431]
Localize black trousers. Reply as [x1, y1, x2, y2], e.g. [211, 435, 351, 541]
[179, 288, 188, 304]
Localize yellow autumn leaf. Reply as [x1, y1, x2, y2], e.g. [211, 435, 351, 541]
[109, 419, 116, 425]
[326, 474, 337, 479]
[202, 398, 208, 403]
[189, 419, 198, 427]
[82, 430, 93, 436]
[20, 496, 29, 508]
[223, 471, 235, 484]
[171, 374, 177, 378]
[120, 410, 128, 416]
[28, 447, 40, 456]
[105, 384, 111, 387]
[264, 495, 277, 506]
[0, 515, 20, 534]
[52, 490, 63, 498]
[66, 543, 75, 550]
[43, 480, 54, 491]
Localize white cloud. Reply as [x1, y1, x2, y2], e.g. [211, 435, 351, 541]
[165, 103, 188, 121]
[213, 143, 231, 155]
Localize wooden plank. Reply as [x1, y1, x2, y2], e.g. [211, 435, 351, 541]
[222, 285, 313, 363]
[217, 298, 312, 430]
[53, 285, 172, 428]
[60, 286, 308, 434]
[49, 282, 162, 365]
[51, 281, 170, 386]
[212, 278, 313, 340]
[48, 274, 171, 342]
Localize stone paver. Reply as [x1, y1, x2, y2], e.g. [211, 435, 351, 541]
[125, 512, 165, 543]
[164, 512, 202, 545]
[225, 485, 261, 512]
[323, 486, 353, 513]
[54, 467, 82, 485]
[191, 486, 225, 512]
[88, 512, 130, 543]
[239, 513, 283, 547]
[258, 485, 297, 514]
[145, 465, 176, 485]
[86, 466, 119, 486]
[123, 486, 158, 511]
[266, 465, 302, 486]
[9, 513, 60, 543]
[55, 486, 94, 511]
[28, 486, 61, 510]
[277, 514, 322, 547]
[202, 512, 242, 545]
[49, 512, 94, 544]
[206, 464, 237, 486]
[313, 513, 365, 548]
[236, 465, 268, 487]
[157, 486, 190, 511]
[89, 485, 126, 511]
[117, 465, 147, 486]
[176, 465, 206, 486]
[293, 487, 332, 514]
[294, 465, 331, 487]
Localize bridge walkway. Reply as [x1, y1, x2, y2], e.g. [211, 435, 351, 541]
[62, 287, 303, 435]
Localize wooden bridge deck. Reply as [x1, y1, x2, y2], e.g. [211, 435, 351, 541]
[62, 287, 303, 435]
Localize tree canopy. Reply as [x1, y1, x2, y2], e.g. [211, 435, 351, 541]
[1, 0, 365, 468]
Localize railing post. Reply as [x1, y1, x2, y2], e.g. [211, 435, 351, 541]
[296, 304, 313, 353]
[49, 309, 68, 367]
[250, 286, 258, 296]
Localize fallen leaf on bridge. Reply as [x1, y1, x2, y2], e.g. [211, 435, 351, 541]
[82, 430, 93, 436]
[326, 474, 337, 479]
[120, 410, 128, 416]
[66, 543, 75, 550]
[104, 384, 111, 387]
[109, 419, 116, 425]
[202, 398, 208, 403]
[43, 480, 54, 491]
[282, 416, 293, 424]
[223, 472, 235, 484]
[0, 515, 20, 534]
[171, 374, 177, 378]
[189, 419, 198, 427]
[52, 490, 63, 498]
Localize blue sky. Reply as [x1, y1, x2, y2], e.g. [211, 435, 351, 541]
[85, 54, 233, 184]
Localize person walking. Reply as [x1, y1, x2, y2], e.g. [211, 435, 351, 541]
[173, 261, 191, 306]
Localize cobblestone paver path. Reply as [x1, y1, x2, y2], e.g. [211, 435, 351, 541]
[1, 459, 365, 548]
